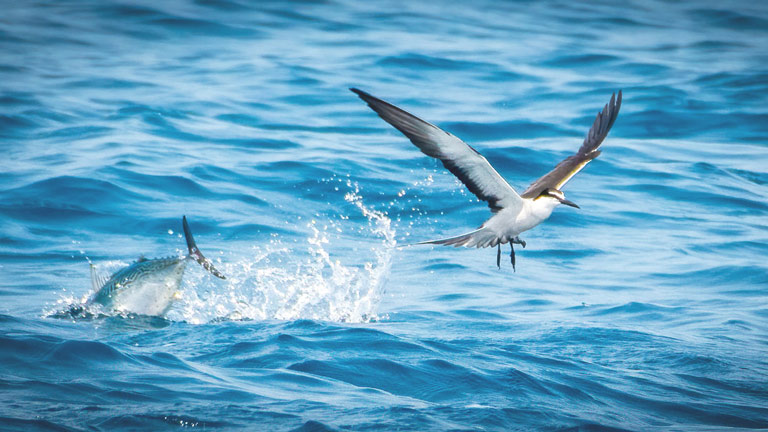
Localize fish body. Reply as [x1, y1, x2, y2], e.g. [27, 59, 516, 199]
[87, 216, 225, 315]
[89, 256, 188, 316]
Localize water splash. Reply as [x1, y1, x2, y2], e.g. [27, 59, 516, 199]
[48, 190, 395, 324]
[168, 188, 396, 324]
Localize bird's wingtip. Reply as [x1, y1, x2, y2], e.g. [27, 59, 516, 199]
[350, 87, 372, 101]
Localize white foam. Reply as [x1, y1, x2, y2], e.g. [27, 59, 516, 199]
[167, 189, 396, 324]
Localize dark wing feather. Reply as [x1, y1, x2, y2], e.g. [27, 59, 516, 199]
[521, 91, 622, 198]
[351, 88, 522, 213]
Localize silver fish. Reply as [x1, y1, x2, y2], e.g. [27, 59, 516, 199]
[87, 216, 225, 316]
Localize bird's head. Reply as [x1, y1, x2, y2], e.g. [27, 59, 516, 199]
[537, 188, 580, 209]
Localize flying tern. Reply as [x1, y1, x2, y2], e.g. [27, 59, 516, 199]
[351, 88, 622, 270]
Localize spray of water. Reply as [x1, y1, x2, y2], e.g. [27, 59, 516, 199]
[49, 182, 398, 324]
[167, 189, 396, 324]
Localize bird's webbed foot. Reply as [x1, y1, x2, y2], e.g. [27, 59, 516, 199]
[512, 236, 526, 248]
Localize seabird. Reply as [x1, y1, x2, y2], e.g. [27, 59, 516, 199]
[351, 88, 622, 270]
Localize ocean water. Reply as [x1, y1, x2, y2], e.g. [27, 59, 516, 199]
[1, 0, 768, 430]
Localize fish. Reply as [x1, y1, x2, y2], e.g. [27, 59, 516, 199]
[86, 216, 226, 316]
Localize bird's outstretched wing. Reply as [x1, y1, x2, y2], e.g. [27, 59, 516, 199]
[351, 88, 522, 213]
[521, 91, 622, 198]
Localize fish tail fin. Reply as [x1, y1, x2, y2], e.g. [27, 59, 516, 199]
[409, 227, 500, 248]
[182, 216, 226, 280]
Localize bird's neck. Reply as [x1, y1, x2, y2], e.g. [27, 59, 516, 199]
[525, 196, 559, 221]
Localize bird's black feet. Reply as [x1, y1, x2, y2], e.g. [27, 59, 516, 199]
[498, 240, 522, 270]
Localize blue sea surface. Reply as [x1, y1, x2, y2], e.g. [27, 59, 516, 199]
[2, 0, 768, 430]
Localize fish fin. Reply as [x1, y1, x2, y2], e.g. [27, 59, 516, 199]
[182, 216, 227, 280]
[90, 264, 112, 291]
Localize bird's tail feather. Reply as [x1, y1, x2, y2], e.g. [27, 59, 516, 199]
[410, 227, 500, 248]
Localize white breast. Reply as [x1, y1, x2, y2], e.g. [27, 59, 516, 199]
[478, 197, 560, 245]
[513, 197, 560, 235]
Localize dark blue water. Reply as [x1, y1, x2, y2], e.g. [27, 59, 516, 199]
[2, 0, 768, 430]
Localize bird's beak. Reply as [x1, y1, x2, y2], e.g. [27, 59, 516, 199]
[559, 198, 580, 209]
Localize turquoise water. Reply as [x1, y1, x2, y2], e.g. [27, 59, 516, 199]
[2, 0, 768, 430]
